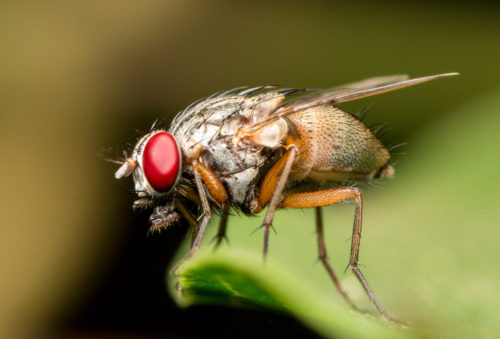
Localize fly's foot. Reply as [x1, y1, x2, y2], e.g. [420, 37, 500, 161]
[211, 233, 230, 250]
[172, 262, 182, 277]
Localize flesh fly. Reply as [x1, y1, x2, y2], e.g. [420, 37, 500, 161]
[115, 72, 458, 322]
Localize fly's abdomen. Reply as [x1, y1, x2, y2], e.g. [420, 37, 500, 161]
[288, 105, 390, 182]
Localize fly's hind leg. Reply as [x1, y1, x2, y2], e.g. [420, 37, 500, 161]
[315, 206, 360, 312]
[282, 187, 399, 322]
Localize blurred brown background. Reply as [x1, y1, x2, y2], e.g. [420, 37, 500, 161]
[1, 1, 499, 337]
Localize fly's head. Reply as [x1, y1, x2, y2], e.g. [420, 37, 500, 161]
[115, 130, 182, 210]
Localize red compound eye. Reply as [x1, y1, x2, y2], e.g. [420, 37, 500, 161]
[142, 132, 180, 192]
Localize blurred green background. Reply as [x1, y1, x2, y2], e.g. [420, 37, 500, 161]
[1, 1, 499, 337]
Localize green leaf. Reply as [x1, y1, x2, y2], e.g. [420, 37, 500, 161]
[173, 255, 287, 311]
[170, 251, 405, 339]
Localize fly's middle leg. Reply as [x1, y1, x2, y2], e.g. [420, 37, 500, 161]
[256, 146, 297, 258]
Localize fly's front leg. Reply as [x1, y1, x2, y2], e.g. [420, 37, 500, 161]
[186, 165, 211, 258]
[192, 160, 228, 207]
[173, 159, 229, 274]
[193, 161, 229, 248]
[258, 146, 297, 258]
[174, 200, 199, 247]
[187, 159, 229, 257]
[172, 166, 211, 275]
[282, 187, 399, 323]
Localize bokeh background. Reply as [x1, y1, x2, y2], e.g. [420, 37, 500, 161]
[1, 1, 500, 337]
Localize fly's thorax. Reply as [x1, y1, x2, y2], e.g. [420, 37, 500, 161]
[170, 92, 283, 158]
[169, 92, 280, 207]
[286, 105, 390, 182]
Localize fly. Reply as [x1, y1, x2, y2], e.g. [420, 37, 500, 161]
[115, 72, 458, 322]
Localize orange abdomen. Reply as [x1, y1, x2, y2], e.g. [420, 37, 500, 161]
[286, 105, 390, 182]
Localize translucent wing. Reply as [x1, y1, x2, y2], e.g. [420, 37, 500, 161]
[281, 74, 410, 108]
[232, 73, 458, 146]
[275, 72, 459, 117]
